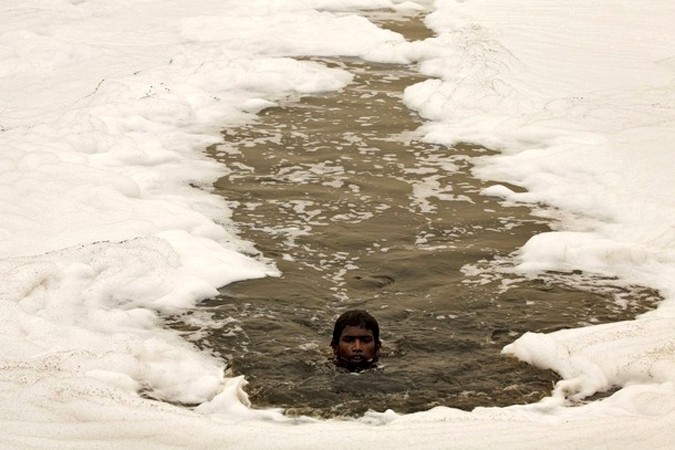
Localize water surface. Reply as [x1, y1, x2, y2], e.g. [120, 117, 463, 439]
[170, 14, 659, 418]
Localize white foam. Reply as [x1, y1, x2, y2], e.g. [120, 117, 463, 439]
[0, 0, 410, 442]
[3, 0, 675, 447]
[400, 0, 675, 440]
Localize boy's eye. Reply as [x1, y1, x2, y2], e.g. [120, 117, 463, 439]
[342, 336, 372, 343]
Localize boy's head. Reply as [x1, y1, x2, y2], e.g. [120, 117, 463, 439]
[331, 310, 381, 371]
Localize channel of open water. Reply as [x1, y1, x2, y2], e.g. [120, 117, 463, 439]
[168, 13, 659, 418]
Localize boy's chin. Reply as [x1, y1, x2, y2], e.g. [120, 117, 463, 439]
[334, 356, 377, 372]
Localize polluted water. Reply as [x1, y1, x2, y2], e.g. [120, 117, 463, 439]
[167, 14, 660, 418]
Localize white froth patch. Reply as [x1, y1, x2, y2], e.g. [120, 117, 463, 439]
[399, 0, 675, 441]
[0, 0, 425, 445]
[0, 238, 232, 406]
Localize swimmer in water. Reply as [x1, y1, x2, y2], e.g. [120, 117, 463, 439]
[331, 309, 381, 372]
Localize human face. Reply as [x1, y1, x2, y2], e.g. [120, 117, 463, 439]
[335, 325, 377, 366]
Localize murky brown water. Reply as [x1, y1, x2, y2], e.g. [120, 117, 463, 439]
[169, 14, 660, 418]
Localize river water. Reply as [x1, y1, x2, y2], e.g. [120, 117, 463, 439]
[169, 13, 659, 418]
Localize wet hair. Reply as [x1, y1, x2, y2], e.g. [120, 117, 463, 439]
[330, 309, 381, 349]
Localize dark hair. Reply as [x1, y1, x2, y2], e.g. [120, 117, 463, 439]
[330, 309, 380, 348]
